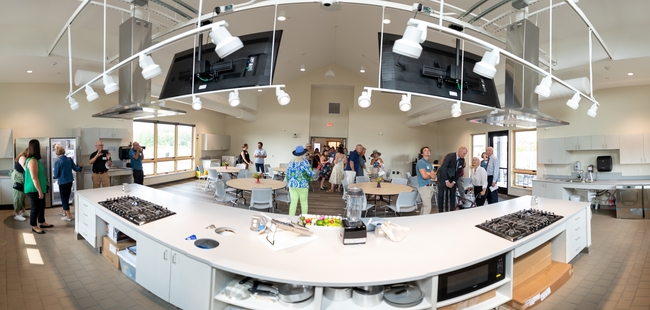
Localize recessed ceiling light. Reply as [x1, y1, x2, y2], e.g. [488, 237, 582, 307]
[27, 70, 33, 73]
[383, 13, 391, 24]
[300, 64, 305, 72]
[628, 72, 634, 76]
[360, 66, 365, 73]
[277, 11, 286, 21]
[258, 89, 263, 92]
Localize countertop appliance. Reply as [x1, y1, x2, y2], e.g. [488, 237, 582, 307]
[644, 186, 650, 219]
[615, 185, 643, 219]
[597, 156, 613, 172]
[342, 187, 367, 245]
[98, 196, 176, 226]
[437, 253, 506, 302]
[475, 209, 564, 242]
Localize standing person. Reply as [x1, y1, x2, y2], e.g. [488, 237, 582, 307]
[253, 142, 267, 173]
[24, 139, 51, 234]
[470, 157, 488, 206]
[328, 146, 346, 193]
[12, 149, 28, 221]
[370, 150, 385, 176]
[237, 144, 252, 169]
[318, 152, 332, 190]
[89, 140, 112, 188]
[311, 148, 321, 169]
[129, 142, 144, 185]
[416, 147, 436, 215]
[286, 146, 311, 216]
[480, 152, 488, 170]
[345, 144, 363, 184]
[53, 145, 83, 221]
[485, 146, 500, 204]
[437, 147, 467, 212]
[360, 148, 368, 175]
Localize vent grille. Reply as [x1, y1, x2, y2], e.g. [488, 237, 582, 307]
[329, 102, 340, 114]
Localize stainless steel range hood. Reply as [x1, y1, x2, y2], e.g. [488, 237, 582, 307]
[466, 19, 568, 128]
[93, 16, 186, 120]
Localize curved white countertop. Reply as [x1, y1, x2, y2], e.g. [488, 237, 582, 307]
[77, 185, 589, 287]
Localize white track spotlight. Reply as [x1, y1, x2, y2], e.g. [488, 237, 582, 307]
[451, 101, 462, 117]
[383, 13, 391, 24]
[102, 75, 118, 94]
[209, 21, 244, 59]
[84, 85, 99, 102]
[399, 94, 411, 112]
[566, 93, 581, 110]
[277, 10, 286, 21]
[228, 90, 241, 107]
[325, 66, 335, 78]
[69, 97, 79, 110]
[192, 96, 202, 110]
[473, 49, 500, 79]
[393, 19, 427, 59]
[358, 90, 372, 108]
[139, 54, 162, 80]
[360, 66, 365, 73]
[300, 64, 305, 72]
[534, 75, 553, 98]
[587, 102, 598, 118]
[276, 87, 291, 105]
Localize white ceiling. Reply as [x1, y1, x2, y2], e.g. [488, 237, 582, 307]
[2, 0, 649, 114]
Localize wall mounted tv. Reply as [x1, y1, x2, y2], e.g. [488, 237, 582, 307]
[379, 33, 500, 108]
[159, 30, 283, 99]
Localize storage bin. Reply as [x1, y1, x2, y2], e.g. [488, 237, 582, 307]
[569, 195, 581, 202]
[117, 249, 137, 282]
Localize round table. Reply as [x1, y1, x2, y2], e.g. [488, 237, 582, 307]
[352, 182, 412, 195]
[215, 167, 243, 173]
[226, 178, 287, 191]
[272, 167, 287, 173]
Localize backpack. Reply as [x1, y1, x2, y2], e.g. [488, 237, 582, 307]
[236, 153, 244, 164]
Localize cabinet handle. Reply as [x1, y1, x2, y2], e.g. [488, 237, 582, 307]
[574, 217, 580, 221]
[172, 253, 177, 264]
[83, 213, 87, 216]
[575, 236, 581, 241]
[163, 250, 168, 261]
[575, 226, 581, 231]
[83, 222, 88, 226]
[576, 246, 581, 251]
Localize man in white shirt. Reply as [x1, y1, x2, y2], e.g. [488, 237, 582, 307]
[470, 157, 488, 206]
[253, 142, 267, 173]
[485, 146, 500, 204]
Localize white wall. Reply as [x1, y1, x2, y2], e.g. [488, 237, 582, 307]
[309, 85, 352, 138]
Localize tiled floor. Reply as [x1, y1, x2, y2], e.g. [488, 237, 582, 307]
[0, 179, 646, 310]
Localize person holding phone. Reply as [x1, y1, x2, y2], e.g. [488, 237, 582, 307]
[129, 142, 144, 185]
[89, 140, 112, 188]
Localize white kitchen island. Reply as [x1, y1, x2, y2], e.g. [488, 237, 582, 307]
[74, 184, 591, 310]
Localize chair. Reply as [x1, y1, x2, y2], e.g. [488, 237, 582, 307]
[264, 164, 272, 178]
[274, 186, 291, 212]
[341, 179, 349, 202]
[235, 163, 247, 169]
[359, 189, 376, 217]
[391, 178, 408, 185]
[356, 176, 369, 183]
[219, 173, 237, 194]
[384, 169, 392, 181]
[387, 191, 419, 216]
[406, 172, 412, 178]
[279, 163, 289, 168]
[249, 187, 274, 212]
[237, 170, 248, 179]
[204, 169, 219, 191]
[408, 176, 419, 188]
[310, 169, 320, 192]
[214, 181, 238, 206]
[195, 165, 208, 188]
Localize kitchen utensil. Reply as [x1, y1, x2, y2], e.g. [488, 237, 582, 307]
[247, 280, 278, 298]
[383, 284, 424, 308]
[352, 286, 384, 307]
[324, 287, 352, 301]
[278, 296, 314, 309]
[278, 284, 314, 303]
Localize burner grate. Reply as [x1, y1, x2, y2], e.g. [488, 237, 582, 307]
[98, 196, 176, 226]
[476, 209, 563, 241]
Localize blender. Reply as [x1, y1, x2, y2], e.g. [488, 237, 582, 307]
[341, 187, 367, 245]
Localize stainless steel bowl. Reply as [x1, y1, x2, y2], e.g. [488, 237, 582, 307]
[278, 284, 314, 303]
[352, 286, 384, 307]
[324, 287, 352, 301]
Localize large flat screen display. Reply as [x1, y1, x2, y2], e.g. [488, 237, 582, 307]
[160, 30, 283, 99]
[379, 33, 500, 108]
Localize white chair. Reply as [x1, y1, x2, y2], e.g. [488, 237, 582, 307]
[263, 164, 272, 178]
[310, 168, 320, 192]
[235, 163, 247, 169]
[356, 176, 369, 183]
[204, 169, 219, 191]
[266, 167, 281, 180]
[219, 173, 237, 194]
[387, 191, 419, 216]
[274, 186, 291, 212]
[360, 189, 376, 217]
[237, 170, 248, 179]
[391, 178, 408, 185]
[341, 179, 349, 202]
[196, 165, 208, 188]
[406, 172, 412, 178]
[384, 169, 392, 181]
[409, 176, 423, 205]
[214, 181, 238, 206]
[249, 187, 274, 212]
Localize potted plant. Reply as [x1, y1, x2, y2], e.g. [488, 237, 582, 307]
[223, 162, 229, 170]
[376, 176, 383, 188]
[252, 172, 261, 183]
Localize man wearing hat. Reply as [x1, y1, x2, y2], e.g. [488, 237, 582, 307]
[286, 146, 312, 215]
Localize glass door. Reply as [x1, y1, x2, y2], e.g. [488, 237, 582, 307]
[488, 131, 509, 195]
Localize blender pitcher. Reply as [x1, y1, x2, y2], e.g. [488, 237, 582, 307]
[346, 187, 364, 221]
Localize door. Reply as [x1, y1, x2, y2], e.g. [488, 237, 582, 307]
[488, 131, 508, 195]
[136, 235, 172, 301]
[169, 251, 213, 310]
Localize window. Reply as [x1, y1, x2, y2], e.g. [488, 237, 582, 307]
[472, 134, 486, 161]
[513, 130, 537, 188]
[133, 120, 195, 176]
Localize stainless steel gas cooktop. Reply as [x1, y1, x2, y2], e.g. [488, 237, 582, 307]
[98, 196, 176, 226]
[476, 209, 563, 242]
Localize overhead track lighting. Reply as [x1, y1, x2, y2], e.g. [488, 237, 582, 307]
[392, 20, 427, 59]
[102, 75, 118, 94]
[534, 75, 553, 98]
[473, 49, 500, 79]
[277, 10, 286, 21]
[360, 66, 365, 73]
[451, 101, 462, 117]
[300, 64, 305, 72]
[209, 21, 244, 59]
[587, 102, 598, 118]
[566, 93, 581, 110]
[399, 94, 411, 112]
[228, 90, 241, 107]
[192, 95, 202, 110]
[276, 87, 291, 105]
[84, 85, 98, 102]
[139, 54, 162, 80]
[69, 97, 79, 110]
[383, 13, 391, 24]
[358, 91, 371, 108]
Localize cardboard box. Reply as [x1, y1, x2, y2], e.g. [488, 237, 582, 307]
[438, 289, 496, 310]
[102, 235, 136, 269]
[506, 261, 573, 310]
[513, 241, 552, 287]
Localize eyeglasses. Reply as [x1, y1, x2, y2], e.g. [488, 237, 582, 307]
[97, 144, 104, 147]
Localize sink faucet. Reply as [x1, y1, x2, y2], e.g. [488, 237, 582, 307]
[578, 170, 585, 181]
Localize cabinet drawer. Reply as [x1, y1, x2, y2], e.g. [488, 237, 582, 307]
[78, 227, 96, 247]
[567, 232, 587, 261]
[566, 209, 586, 230]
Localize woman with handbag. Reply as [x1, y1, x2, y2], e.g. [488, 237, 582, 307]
[25, 139, 51, 234]
[53, 145, 83, 221]
[11, 149, 28, 221]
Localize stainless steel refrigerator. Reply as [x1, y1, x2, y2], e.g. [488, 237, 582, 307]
[15, 137, 80, 207]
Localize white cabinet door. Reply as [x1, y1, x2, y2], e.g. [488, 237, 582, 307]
[605, 135, 620, 150]
[545, 183, 566, 200]
[169, 251, 212, 310]
[0, 129, 13, 158]
[81, 128, 100, 155]
[113, 128, 127, 139]
[619, 134, 645, 164]
[531, 181, 546, 197]
[564, 137, 578, 151]
[99, 128, 114, 139]
[551, 138, 568, 164]
[577, 136, 592, 150]
[136, 235, 172, 301]
[538, 139, 552, 164]
[0, 178, 13, 204]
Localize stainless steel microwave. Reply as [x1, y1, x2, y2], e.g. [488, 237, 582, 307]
[438, 253, 506, 302]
